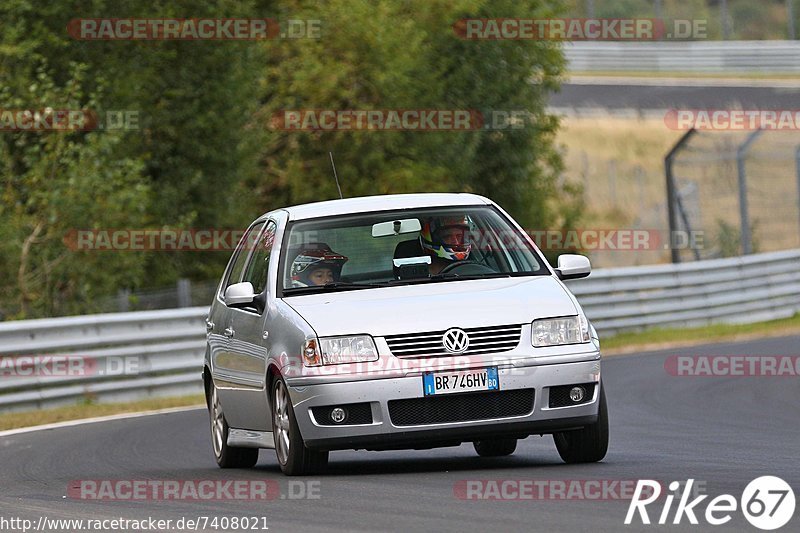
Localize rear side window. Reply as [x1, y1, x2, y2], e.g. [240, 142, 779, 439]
[242, 221, 278, 294]
[223, 222, 264, 293]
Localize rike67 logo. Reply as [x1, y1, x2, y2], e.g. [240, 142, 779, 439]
[626, 477, 795, 530]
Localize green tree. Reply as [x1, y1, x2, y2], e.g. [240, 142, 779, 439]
[1, 0, 579, 317]
[0, 64, 149, 318]
[253, 0, 577, 235]
[1, 0, 269, 317]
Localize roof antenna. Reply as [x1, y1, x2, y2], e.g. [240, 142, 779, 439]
[329, 151, 343, 199]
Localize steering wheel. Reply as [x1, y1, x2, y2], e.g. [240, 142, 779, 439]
[437, 261, 497, 276]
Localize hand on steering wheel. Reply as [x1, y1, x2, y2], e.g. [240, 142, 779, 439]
[437, 260, 472, 275]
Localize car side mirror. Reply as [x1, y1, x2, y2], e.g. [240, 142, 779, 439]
[224, 282, 256, 306]
[555, 254, 591, 280]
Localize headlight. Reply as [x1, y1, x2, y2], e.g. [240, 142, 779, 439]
[531, 315, 590, 347]
[302, 335, 379, 366]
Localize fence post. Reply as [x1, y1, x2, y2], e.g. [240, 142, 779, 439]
[795, 145, 800, 245]
[664, 128, 697, 263]
[117, 289, 130, 312]
[177, 279, 192, 308]
[608, 159, 617, 206]
[736, 130, 763, 255]
[721, 0, 730, 40]
[635, 165, 645, 214]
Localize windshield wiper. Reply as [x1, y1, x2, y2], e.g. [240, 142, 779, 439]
[282, 281, 390, 295]
[387, 272, 513, 285]
[430, 272, 512, 281]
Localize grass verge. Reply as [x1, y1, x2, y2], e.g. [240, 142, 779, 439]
[602, 314, 800, 354]
[0, 394, 205, 431]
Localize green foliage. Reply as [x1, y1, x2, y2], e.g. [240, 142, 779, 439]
[714, 218, 741, 257]
[712, 218, 760, 258]
[255, 0, 572, 233]
[0, 63, 150, 318]
[1, 0, 580, 318]
[1, 0, 266, 317]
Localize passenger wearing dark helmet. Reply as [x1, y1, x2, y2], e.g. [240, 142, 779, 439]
[290, 245, 348, 287]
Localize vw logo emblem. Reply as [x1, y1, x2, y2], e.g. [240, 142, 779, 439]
[442, 328, 470, 354]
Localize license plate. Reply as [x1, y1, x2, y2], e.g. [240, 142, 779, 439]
[423, 367, 499, 396]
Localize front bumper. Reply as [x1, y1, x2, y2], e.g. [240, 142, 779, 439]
[287, 356, 601, 451]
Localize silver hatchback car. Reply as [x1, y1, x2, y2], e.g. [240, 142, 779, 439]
[204, 193, 607, 475]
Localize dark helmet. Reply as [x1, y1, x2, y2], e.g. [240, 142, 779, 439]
[290, 244, 348, 286]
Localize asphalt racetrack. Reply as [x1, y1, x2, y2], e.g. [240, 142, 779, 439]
[551, 81, 800, 110]
[1, 335, 798, 532]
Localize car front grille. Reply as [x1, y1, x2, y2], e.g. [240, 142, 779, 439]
[548, 383, 596, 408]
[388, 389, 534, 426]
[384, 324, 522, 358]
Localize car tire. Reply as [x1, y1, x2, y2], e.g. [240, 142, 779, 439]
[553, 383, 609, 464]
[473, 438, 517, 457]
[209, 382, 259, 468]
[272, 377, 329, 476]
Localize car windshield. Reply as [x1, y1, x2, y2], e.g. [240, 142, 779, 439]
[280, 205, 548, 293]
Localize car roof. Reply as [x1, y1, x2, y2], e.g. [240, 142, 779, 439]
[281, 193, 492, 221]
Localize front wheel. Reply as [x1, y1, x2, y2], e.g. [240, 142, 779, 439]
[209, 383, 259, 468]
[553, 383, 609, 463]
[272, 378, 328, 476]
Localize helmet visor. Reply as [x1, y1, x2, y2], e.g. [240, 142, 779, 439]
[434, 225, 471, 248]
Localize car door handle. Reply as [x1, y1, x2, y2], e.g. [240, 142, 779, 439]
[223, 327, 235, 338]
[205, 319, 214, 332]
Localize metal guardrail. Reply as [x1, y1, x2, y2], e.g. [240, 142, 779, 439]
[2, 248, 799, 412]
[564, 41, 800, 73]
[0, 308, 208, 412]
[565, 249, 800, 334]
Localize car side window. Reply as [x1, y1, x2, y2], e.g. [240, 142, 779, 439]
[223, 222, 265, 293]
[242, 220, 278, 294]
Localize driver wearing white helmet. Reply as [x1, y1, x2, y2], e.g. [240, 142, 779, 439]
[419, 215, 473, 275]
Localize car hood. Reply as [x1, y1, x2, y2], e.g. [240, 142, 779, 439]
[283, 276, 577, 337]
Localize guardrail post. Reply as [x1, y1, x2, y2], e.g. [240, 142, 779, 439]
[736, 129, 763, 255]
[177, 279, 192, 308]
[664, 128, 697, 263]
